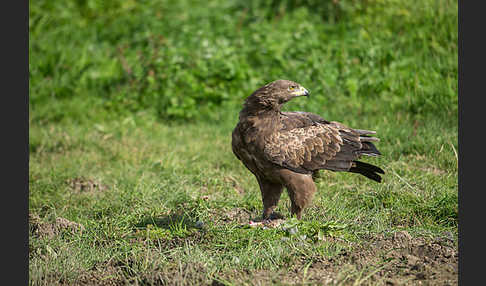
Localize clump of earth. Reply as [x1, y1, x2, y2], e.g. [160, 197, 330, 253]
[29, 213, 85, 238]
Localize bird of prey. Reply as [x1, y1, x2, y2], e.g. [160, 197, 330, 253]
[231, 79, 384, 220]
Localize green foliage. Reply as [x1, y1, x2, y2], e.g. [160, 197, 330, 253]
[281, 217, 349, 241]
[30, 0, 457, 122]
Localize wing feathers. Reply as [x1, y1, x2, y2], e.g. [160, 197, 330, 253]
[358, 142, 381, 156]
[324, 160, 352, 171]
[353, 129, 377, 135]
[349, 161, 385, 182]
[261, 112, 383, 180]
[359, 136, 380, 142]
[352, 160, 385, 174]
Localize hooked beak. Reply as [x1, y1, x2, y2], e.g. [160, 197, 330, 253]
[291, 86, 310, 97]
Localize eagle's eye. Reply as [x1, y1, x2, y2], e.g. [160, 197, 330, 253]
[288, 85, 296, 91]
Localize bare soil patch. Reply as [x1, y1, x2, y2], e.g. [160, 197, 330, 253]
[30, 213, 85, 238]
[224, 231, 457, 285]
[75, 264, 126, 286]
[210, 207, 254, 224]
[66, 177, 108, 194]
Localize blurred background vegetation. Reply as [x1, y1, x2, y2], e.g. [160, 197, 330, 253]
[29, 0, 457, 124]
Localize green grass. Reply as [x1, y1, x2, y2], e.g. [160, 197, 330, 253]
[29, 0, 457, 284]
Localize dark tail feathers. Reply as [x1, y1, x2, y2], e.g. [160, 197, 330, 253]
[359, 141, 381, 156]
[349, 161, 385, 183]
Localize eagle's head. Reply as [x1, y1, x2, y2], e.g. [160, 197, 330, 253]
[244, 79, 310, 112]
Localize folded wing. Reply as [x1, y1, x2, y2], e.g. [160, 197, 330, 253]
[264, 112, 384, 181]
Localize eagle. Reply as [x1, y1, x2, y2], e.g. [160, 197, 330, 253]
[231, 79, 384, 220]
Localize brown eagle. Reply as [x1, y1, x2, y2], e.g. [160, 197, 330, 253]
[231, 79, 384, 220]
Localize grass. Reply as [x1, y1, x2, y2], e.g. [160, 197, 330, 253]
[29, 0, 457, 284]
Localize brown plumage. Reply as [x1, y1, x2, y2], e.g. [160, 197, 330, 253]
[231, 79, 384, 219]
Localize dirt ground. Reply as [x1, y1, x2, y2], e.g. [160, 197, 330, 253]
[30, 213, 457, 285]
[232, 231, 457, 285]
[29, 213, 85, 239]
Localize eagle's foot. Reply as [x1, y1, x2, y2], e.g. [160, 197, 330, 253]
[262, 211, 284, 221]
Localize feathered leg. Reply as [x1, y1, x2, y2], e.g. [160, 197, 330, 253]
[279, 170, 317, 219]
[257, 178, 284, 219]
